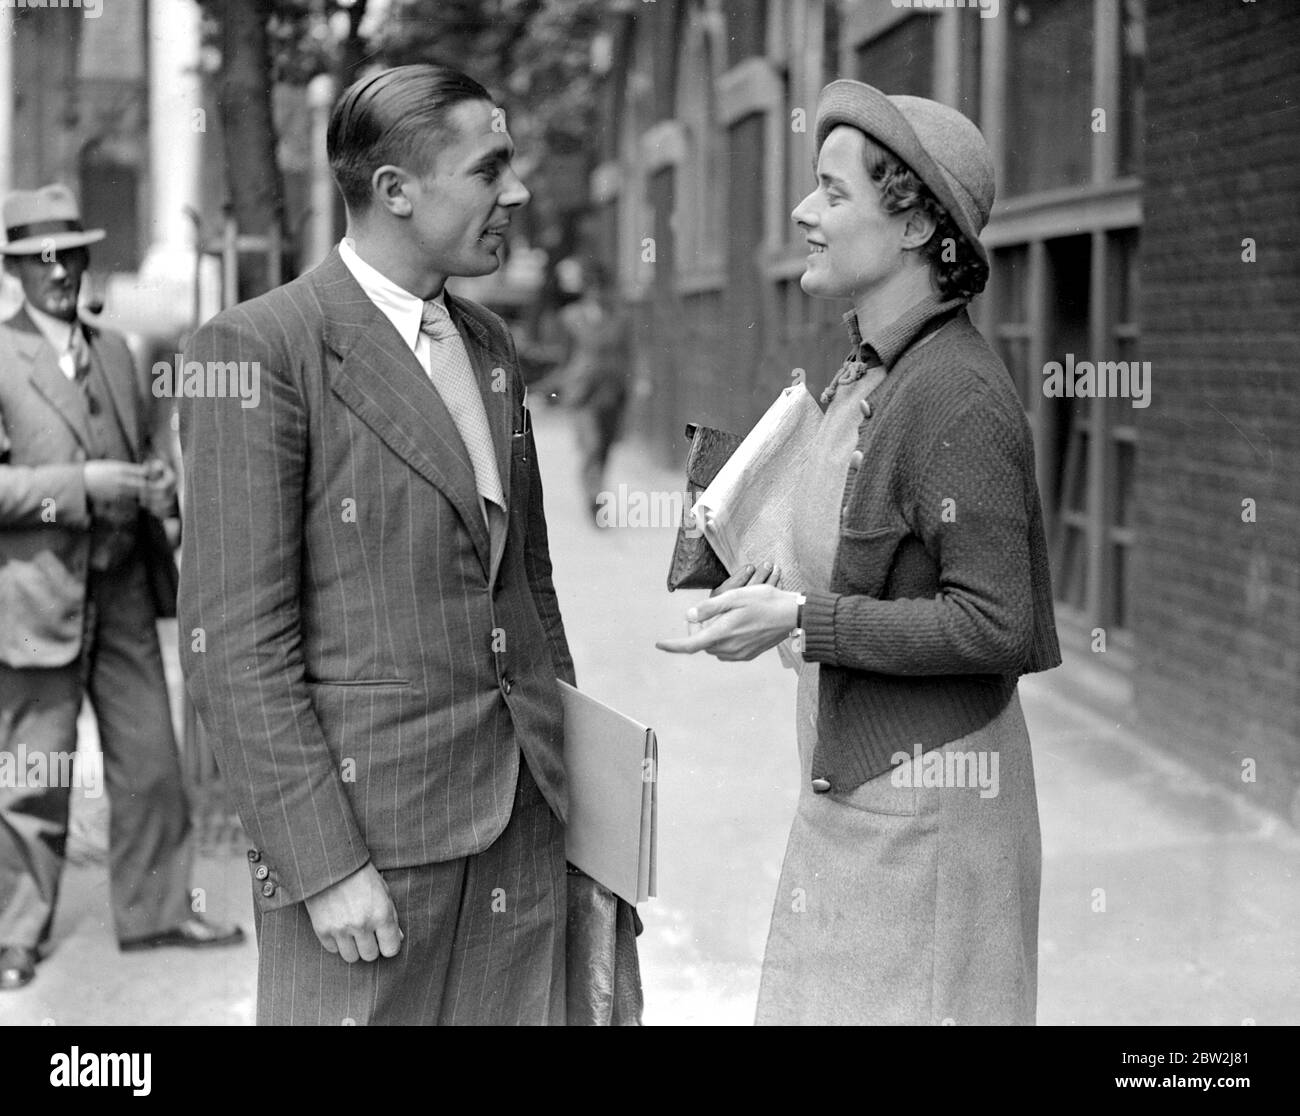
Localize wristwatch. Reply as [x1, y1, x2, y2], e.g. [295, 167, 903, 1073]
[791, 592, 808, 652]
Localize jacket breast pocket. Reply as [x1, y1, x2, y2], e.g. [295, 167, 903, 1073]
[831, 524, 904, 598]
[509, 422, 532, 511]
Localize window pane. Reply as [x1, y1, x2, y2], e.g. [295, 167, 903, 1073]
[959, 16, 982, 124]
[1115, 439, 1136, 531]
[1005, 0, 1094, 195]
[989, 245, 1031, 406]
[1119, 0, 1146, 177]
[723, 0, 767, 68]
[855, 16, 934, 97]
[823, 0, 842, 86]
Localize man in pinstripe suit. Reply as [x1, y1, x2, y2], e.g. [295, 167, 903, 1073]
[179, 65, 575, 1024]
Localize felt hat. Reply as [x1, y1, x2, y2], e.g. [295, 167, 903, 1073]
[1, 183, 105, 256]
[814, 80, 994, 266]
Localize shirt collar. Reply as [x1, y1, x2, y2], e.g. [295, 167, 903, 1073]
[337, 237, 445, 353]
[842, 292, 967, 372]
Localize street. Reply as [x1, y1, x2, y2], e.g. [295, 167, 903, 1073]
[2, 402, 1296, 1026]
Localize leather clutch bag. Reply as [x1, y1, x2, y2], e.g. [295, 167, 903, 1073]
[666, 422, 743, 591]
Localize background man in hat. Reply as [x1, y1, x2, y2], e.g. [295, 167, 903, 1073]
[660, 82, 1059, 1024]
[0, 183, 243, 992]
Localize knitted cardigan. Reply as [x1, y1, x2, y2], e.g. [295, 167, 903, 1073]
[801, 298, 1061, 791]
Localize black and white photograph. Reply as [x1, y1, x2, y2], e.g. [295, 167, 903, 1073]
[0, 0, 1295, 1065]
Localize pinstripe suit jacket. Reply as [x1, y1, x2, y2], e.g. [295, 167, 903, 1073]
[179, 249, 575, 911]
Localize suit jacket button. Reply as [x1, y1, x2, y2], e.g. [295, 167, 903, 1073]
[811, 778, 832, 794]
[849, 450, 864, 468]
[261, 882, 276, 898]
[254, 865, 270, 880]
[247, 849, 261, 863]
[502, 677, 513, 695]
[860, 399, 873, 419]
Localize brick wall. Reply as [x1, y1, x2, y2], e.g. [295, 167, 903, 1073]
[1133, 0, 1300, 818]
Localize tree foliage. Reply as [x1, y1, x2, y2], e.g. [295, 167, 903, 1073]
[199, 0, 607, 297]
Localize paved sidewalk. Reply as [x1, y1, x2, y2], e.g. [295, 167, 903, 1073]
[538, 403, 1300, 1026]
[3, 401, 1296, 1026]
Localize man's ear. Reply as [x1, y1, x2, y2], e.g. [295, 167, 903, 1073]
[371, 166, 413, 218]
[900, 206, 938, 252]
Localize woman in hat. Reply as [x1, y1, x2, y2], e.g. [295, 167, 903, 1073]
[659, 82, 1061, 1024]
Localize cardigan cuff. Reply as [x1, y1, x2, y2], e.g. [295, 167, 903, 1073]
[800, 589, 839, 662]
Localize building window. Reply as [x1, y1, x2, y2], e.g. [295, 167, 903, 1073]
[822, 0, 841, 85]
[723, 0, 768, 68]
[79, 149, 141, 273]
[1119, 0, 1146, 178]
[854, 15, 934, 96]
[675, 9, 726, 285]
[988, 244, 1033, 408]
[1004, 0, 1095, 197]
[958, 14, 981, 124]
[978, 0, 1143, 643]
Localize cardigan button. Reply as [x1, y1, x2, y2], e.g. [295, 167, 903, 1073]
[811, 778, 832, 794]
[849, 450, 864, 469]
[860, 399, 873, 419]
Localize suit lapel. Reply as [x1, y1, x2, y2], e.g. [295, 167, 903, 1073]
[84, 321, 141, 456]
[10, 309, 93, 452]
[316, 253, 492, 577]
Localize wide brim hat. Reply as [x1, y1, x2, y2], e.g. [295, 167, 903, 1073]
[1, 183, 105, 256]
[814, 80, 994, 267]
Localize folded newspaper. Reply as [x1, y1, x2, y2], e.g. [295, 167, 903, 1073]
[691, 382, 823, 597]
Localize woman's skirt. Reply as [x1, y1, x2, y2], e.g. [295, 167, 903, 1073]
[755, 666, 1041, 1026]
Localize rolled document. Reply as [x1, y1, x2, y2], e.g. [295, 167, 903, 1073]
[692, 382, 823, 596]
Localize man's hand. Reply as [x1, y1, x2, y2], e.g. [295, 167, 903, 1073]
[303, 862, 403, 963]
[140, 457, 177, 519]
[83, 461, 146, 503]
[656, 582, 801, 661]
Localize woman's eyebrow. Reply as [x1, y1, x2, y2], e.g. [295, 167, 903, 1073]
[810, 157, 847, 189]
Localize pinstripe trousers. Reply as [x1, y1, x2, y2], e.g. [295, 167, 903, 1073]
[253, 757, 566, 1025]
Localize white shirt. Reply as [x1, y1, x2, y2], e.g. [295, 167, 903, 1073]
[25, 302, 78, 380]
[337, 237, 445, 379]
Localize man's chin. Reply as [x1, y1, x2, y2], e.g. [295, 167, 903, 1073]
[461, 251, 502, 278]
[37, 298, 78, 320]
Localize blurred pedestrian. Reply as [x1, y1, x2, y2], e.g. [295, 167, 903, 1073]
[0, 184, 243, 993]
[559, 263, 632, 522]
[659, 83, 1061, 1024]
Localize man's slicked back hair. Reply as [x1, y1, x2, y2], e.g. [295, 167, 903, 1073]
[327, 63, 493, 214]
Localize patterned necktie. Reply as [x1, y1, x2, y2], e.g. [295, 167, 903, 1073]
[65, 324, 91, 381]
[66, 325, 101, 415]
[418, 300, 505, 517]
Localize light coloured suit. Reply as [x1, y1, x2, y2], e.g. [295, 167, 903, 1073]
[179, 249, 575, 1024]
[0, 307, 192, 949]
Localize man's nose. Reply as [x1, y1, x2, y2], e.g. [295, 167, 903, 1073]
[500, 166, 530, 208]
[48, 260, 69, 281]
